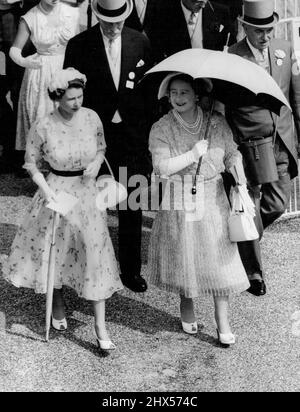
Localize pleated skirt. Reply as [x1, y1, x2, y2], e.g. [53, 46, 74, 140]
[146, 176, 250, 298]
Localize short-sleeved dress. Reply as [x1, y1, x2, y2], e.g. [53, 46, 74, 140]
[16, 3, 79, 150]
[3, 107, 123, 301]
[147, 110, 250, 298]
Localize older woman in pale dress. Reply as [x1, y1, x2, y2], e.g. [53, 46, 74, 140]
[147, 73, 250, 346]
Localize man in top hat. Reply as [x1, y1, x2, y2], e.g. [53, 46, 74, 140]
[64, 0, 153, 293]
[150, 0, 238, 63]
[226, 0, 300, 296]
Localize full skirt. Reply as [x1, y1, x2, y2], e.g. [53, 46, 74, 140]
[147, 177, 250, 298]
[3, 173, 123, 301]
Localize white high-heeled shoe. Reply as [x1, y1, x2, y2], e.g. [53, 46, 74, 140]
[52, 315, 67, 331]
[96, 338, 116, 351]
[216, 329, 235, 346]
[181, 321, 198, 335]
[94, 331, 116, 351]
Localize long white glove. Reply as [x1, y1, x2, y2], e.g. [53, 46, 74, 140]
[32, 172, 57, 203]
[158, 140, 208, 176]
[9, 46, 42, 69]
[83, 153, 105, 178]
[229, 157, 247, 185]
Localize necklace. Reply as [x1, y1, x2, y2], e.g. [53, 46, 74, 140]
[173, 107, 203, 135]
[39, 2, 58, 15]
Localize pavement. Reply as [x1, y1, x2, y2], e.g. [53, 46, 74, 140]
[0, 172, 300, 392]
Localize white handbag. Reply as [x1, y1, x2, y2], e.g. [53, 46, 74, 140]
[228, 188, 259, 242]
[95, 157, 128, 210]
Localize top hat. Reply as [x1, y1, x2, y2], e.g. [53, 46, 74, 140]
[92, 0, 133, 23]
[238, 0, 279, 28]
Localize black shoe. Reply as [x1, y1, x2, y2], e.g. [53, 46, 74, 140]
[14, 168, 29, 179]
[247, 279, 266, 296]
[0, 159, 15, 174]
[120, 274, 148, 293]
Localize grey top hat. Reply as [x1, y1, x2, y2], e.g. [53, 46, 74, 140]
[92, 0, 133, 23]
[238, 0, 279, 28]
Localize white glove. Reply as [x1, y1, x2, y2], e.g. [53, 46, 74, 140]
[229, 157, 247, 185]
[83, 153, 105, 178]
[32, 172, 58, 203]
[9, 47, 42, 70]
[192, 140, 208, 162]
[157, 141, 208, 177]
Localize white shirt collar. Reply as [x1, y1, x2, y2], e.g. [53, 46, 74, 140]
[99, 26, 122, 49]
[135, 0, 148, 24]
[181, 1, 200, 25]
[246, 37, 268, 62]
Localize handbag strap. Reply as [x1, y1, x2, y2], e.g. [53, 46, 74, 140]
[103, 156, 115, 180]
[232, 189, 243, 212]
[192, 100, 215, 194]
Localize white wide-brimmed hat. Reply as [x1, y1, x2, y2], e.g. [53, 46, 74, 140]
[158, 72, 213, 100]
[238, 0, 279, 28]
[91, 0, 133, 23]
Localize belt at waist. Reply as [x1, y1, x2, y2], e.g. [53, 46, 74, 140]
[50, 168, 85, 177]
[240, 134, 274, 143]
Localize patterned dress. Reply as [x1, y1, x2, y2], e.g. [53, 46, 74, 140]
[15, 3, 79, 150]
[147, 110, 250, 298]
[3, 107, 123, 301]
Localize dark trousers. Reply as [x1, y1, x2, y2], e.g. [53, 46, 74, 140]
[238, 137, 292, 277]
[99, 122, 146, 278]
[118, 189, 142, 277]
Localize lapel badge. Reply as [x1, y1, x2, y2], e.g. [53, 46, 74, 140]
[136, 59, 145, 68]
[126, 80, 134, 89]
[274, 49, 286, 67]
[129, 72, 136, 80]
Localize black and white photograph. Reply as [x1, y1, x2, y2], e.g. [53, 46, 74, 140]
[0, 0, 299, 394]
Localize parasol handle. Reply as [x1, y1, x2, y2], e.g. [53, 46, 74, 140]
[192, 100, 215, 195]
[45, 211, 60, 342]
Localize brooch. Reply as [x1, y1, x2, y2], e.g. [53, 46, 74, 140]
[274, 49, 286, 66]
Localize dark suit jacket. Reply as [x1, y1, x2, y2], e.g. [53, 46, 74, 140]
[213, 0, 242, 20]
[64, 24, 153, 174]
[151, 0, 237, 62]
[227, 37, 300, 179]
[125, 0, 157, 39]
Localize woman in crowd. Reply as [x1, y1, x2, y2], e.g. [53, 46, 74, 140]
[3, 68, 123, 351]
[9, 0, 79, 152]
[147, 73, 250, 346]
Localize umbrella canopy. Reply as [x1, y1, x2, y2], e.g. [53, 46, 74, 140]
[143, 49, 290, 115]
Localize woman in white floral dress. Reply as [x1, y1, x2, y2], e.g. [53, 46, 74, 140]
[9, 0, 79, 151]
[3, 69, 123, 351]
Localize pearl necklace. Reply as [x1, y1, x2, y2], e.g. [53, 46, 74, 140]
[39, 2, 58, 15]
[173, 107, 203, 135]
